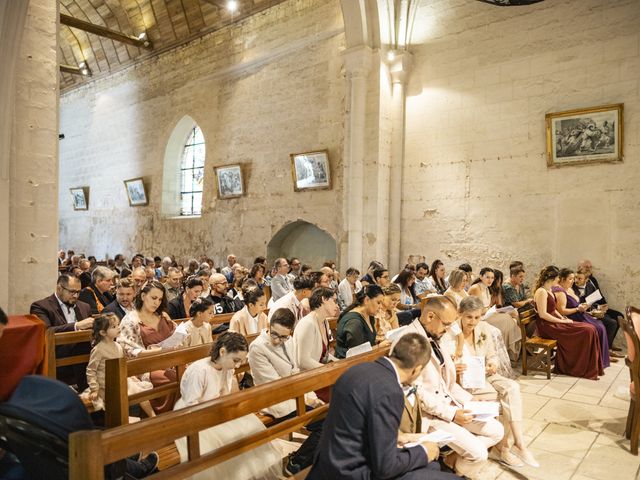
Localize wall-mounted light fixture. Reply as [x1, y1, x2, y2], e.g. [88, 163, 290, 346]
[227, 0, 238, 12]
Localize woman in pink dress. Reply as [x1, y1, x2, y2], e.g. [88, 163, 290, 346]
[533, 266, 602, 380]
[118, 280, 178, 412]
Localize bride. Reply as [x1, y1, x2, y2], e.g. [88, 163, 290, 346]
[174, 332, 282, 480]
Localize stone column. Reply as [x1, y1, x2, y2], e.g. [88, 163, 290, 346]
[387, 50, 412, 273]
[342, 45, 372, 270]
[4, 0, 59, 313]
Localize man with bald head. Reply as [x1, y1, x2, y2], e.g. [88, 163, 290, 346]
[407, 296, 504, 479]
[271, 258, 293, 302]
[130, 267, 147, 293]
[208, 273, 242, 314]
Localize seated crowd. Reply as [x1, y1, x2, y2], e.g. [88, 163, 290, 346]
[1, 251, 625, 479]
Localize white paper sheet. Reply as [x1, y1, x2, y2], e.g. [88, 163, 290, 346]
[345, 341, 373, 358]
[464, 400, 500, 420]
[385, 326, 409, 343]
[404, 430, 456, 448]
[585, 289, 603, 306]
[158, 324, 188, 349]
[461, 356, 486, 389]
[482, 305, 497, 320]
[449, 322, 462, 336]
[496, 305, 515, 314]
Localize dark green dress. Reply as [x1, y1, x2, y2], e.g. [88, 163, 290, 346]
[335, 311, 377, 358]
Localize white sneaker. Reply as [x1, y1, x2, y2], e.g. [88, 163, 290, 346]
[512, 445, 540, 467]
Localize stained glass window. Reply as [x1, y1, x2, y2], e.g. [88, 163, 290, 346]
[180, 126, 205, 216]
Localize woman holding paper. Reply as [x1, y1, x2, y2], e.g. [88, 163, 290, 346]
[468, 268, 521, 361]
[375, 284, 401, 342]
[335, 284, 384, 358]
[442, 296, 538, 468]
[117, 280, 178, 412]
[553, 268, 609, 369]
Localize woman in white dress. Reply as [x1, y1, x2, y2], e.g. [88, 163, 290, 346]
[174, 332, 282, 480]
[468, 267, 521, 362]
[229, 286, 268, 336]
[441, 297, 538, 469]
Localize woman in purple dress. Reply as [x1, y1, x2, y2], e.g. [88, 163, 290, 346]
[552, 268, 609, 369]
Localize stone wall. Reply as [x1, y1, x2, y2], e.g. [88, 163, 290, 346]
[58, 0, 346, 268]
[1, 0, 59, 313]
[403, 0, 640, 310]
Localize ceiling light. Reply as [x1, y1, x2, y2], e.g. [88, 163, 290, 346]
[79, 61, 91, 76]
[387, 50, 396, 62]
[227, 0, 238, 12]
[137, 32, 150, 47]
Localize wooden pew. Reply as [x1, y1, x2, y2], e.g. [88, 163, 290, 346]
[104, 334, 259, 428]
[519, 307, 557, 379]
[69, 345, 390, 480]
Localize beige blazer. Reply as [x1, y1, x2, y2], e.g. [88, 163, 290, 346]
[248, 330, 317, 418]
[404, 319, 473, 422]
[293, 312, 329, 371]
[229, 306, 268, 336]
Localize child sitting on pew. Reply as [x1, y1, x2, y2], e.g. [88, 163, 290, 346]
[181, 297, 214, 347]
[81, 313, 156, 420]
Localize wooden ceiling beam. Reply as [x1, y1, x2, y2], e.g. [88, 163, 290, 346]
[60, 13, 153, 50]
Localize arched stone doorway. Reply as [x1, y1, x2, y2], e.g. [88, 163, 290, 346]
[267, 221, 337, 270]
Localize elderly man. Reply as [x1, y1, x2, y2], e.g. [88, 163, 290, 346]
[30, 275, 94, 389]
[268, 277, 315, 324]
[221, 254, 237, 278]
[113, 254, 130, 275]
[407, 296, 504, 479]
[164, 267, 183, 302]
[130, 266, 147, 293]
[270, 258, 294, 302]
[208, 273, 242, 314]
[57, 250, 66, 266]
[103, 278, 136, 320]
[78, 266, 116, 315]
[155, 256, 172, 279]
[77, 258, 92, 289]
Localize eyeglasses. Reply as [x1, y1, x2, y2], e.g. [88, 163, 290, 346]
[60, 285, 81, 296]
[269, 331, 291, 341]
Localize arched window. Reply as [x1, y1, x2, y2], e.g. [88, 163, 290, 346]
[180, 126, 205, 216]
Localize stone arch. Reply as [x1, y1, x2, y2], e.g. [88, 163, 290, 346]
[267, 220, 338, 270]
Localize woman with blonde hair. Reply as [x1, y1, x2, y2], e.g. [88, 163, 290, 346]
[444, 269, 468, 307]
[375, 283, 401, 342]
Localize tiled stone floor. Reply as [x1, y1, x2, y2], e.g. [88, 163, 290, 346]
[490, 359, 639, 480]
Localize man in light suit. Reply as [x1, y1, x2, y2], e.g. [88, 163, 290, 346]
[407, 296, 504, 479]
[248, 308, 324, 475]
[270, 258, 293, 302]
[30, 275, 94, 389]
[308, 333, 460, 480]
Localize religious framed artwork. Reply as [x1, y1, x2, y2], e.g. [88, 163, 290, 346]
[70, 187, 88, 210]
[545, 104, 623, 167]
[215, 164, 243, 199]
[290, 150, 331, 192]
[124, 177, 148, 206]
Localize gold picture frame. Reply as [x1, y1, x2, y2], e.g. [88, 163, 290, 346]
[545, 103, 623, 167]
[70, 187, 88, 210]
[290, 150, 331, 192]
[123, 177, 148, 206]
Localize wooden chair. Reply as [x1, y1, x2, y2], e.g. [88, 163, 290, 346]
[518, 307, 557, 379]
[69, 345, 390, 479]
[45, 329, 92, 379]
[621, 307, 640, 454]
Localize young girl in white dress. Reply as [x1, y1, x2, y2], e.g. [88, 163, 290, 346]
[180, 297, 214, 347]
[81, 313, 155, 418]
[174, 332, 282, 480]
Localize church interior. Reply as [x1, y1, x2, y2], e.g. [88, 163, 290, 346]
[1, 0, 640, 478]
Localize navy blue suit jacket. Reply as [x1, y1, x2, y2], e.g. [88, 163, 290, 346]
[307, 358, 429, 480]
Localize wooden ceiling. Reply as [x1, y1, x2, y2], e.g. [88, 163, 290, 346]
[59, 0, 287, 92]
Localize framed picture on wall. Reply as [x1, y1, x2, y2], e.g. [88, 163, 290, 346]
[215, 164, 243, 199]
[124, 177, 148, 206]
[70, 187, 88, 210]
[290, 150, 331, 191]
[545, 104, 623, 167]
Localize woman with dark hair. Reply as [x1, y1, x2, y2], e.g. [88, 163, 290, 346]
[394, 269, 418, 310]
[174, 333, 282, 479]
[335, 284, 384, 359]
[229, 286, 268, 336]
[181, 297, 214, 347]
[375, 284, 401, 342]
[553, 268, 610, 369]
[168, 276, 204, 320]
[534, 266, 602, 379]
[249, 263, 267, 289]
[427, 259, 448, 294]
[117, 280, 177, 411]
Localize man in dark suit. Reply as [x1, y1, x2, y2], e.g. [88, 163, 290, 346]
[103, 278, 136, 321]
[30, 275, 94, 390]
[308, 333, 460, 480]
